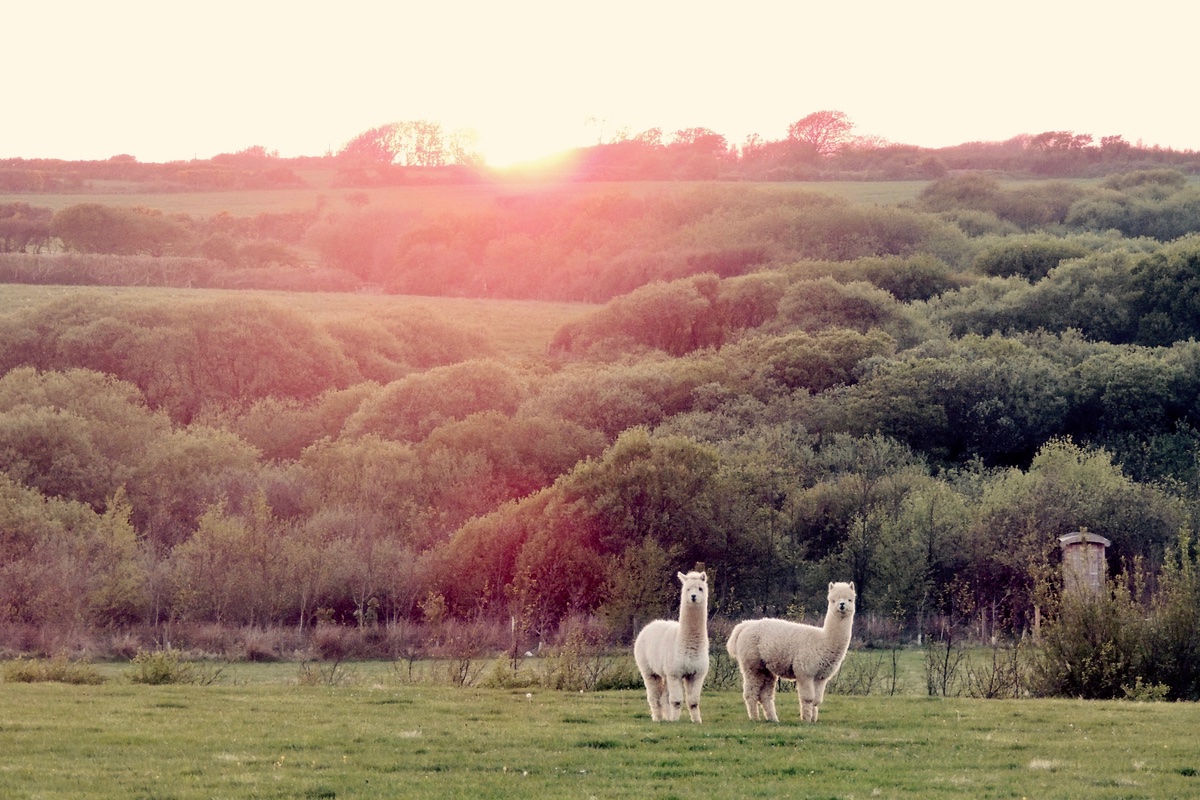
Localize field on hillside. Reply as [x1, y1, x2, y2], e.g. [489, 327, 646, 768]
[0, 174, 934, 217]
[2, 674, 1196, 799]
[0, 284, 594, 364]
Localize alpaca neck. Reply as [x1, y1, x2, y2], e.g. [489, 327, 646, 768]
[678, 602, 708, 649]
[679, 601, 706, 628]
[822, 609, 853, 647]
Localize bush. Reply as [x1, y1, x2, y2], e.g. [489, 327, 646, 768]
[480, 657, 542, 689]
[973, 235, 1093, 281]
[296, 659, 354, 687]
[51, 204, 191, 256]
[1101, 169, 1188, 193]
[128, 648, 197, 685]
[1034, 539, 1200, 700]
[542, 622, 636, 692]
[2, 654, 105, 685]
[965, 640, 1031, 699]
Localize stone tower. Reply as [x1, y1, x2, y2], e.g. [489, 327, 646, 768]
[1058, 527, 1111, 596]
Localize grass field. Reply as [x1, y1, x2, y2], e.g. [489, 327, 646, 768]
[0, 174, 933, 217]
[2, 670, 1196, 800]
[0, 284, 595, 364]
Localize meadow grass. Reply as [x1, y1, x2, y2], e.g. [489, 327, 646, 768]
[1, 672, 1196, 800]
[0, 176, 933, 217]
[5, 173, 1193, 219]
[0, 284, 594, 364]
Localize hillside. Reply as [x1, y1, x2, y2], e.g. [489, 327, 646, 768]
[3, 167, 1200, 701]
[0, 284, 593, 364]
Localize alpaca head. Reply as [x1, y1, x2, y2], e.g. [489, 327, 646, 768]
[677, 570, 708, 609]
[827, 581, 856, 618]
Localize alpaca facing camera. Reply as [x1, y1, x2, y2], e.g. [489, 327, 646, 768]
[727, 581, 857, 723]
[633, 570, 710, 723]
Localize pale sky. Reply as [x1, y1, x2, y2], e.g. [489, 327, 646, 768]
[4, 0, 1196, 166]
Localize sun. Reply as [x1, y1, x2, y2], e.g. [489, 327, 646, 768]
[474, 120, 590, 170]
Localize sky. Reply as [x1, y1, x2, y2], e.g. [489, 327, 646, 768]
[4, 0, 1197, 167]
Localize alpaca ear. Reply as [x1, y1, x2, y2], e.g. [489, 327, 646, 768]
[677, 572, 686, 583]
[850, 582, 856, 591]
[828, 582, 834, 591]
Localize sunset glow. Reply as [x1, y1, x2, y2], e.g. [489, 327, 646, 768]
[3, 1, 1197, 163]
[473, 120, 593, 169]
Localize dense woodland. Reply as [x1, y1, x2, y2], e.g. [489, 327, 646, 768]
[3, 126, 1200, 697]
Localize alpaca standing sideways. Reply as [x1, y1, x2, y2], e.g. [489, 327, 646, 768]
[633, 570, 709, 722]
[726, 581, 856, 723]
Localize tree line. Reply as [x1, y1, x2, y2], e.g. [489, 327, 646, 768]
[7, 167, 1200, 306]
[4, 110, 1198, 196]
[4, 169, 1200, 698]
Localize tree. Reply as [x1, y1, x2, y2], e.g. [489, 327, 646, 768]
[129, 425, 262, 549]
[170, 492, 292, 625]
[420, 411, 606, 509]
[338, 123, 403, 163]
[1130, 236, 1200, 345]
[85, 488, 152, 625]
[969, 439, 1181, 633]
[337, 120, 463, 167]
[0, 202, 53, 252]
[447, 127, 485, 167]
[555, 278, 715, 356]
[51, 204, 191, 256]
[787, 111, 855, 156]
[397, 120, 446, 167]
[669, 128, 729, 158]
[343, 359, 527, 442]
[170, 500, 253, 624]
[0, 473, 100, 627]
[298, 434, 430, 545]
[600, 536, 679, 637]
[562, 428, 725, 565]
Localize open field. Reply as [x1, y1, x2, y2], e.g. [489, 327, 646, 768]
[0, 175, 935, 217]
[0, 284, 595, 364]
[1, 673, 1196, 800]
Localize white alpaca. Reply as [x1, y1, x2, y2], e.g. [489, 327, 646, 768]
[726, 581, 856, 723]
[633, 570, 709, 723]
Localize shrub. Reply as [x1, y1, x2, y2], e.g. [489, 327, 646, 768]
[2, 654, 105, 685]
[1034, 538, 1200, 701]
[128, 648, 196, 685]
[51, 204, 191, 256]
[965, 640, 1031, 699]
[296, 659, 353, 687]
[919, 174, 1085, 230]
[1101, 169, 1188, 192]
[541, 621, 629, 692]
[852, 253, 965, 302]
[973, 235, 1093, 281]
[480, 657, 542, 689]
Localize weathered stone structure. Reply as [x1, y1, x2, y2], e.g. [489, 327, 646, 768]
[1059, 527, 1111, 596]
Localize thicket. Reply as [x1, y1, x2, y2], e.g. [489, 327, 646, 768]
[1034, 532, 1200, 700]
[3, 171, 1200, 702]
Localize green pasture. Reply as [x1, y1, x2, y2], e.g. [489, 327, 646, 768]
[0, 176, 933, 218]
[0, 284, 594, 364]
[2, 670, 1196, 800]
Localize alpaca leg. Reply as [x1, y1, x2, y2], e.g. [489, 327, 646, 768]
[666, 676, 684, 721]
[740, 667, 764, 720]
[798, 676, 817, 723]
[644, 674, 667, 721]
[683, 674, 703, 723]
[757, 674, 779, 722]
[811, 678, 829, 723]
